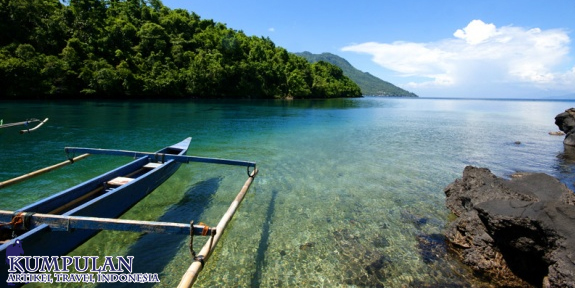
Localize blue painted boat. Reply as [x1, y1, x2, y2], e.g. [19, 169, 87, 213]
[0, 137, 191, 283]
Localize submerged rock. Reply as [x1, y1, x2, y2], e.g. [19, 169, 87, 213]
[416, 233, 447, 264]
[400, 209, 431, 229]
[299, 242, 315, 250]
[372, 236, 390, 248]
[364, 254, 392, 281]
[444, 166, 575, 287]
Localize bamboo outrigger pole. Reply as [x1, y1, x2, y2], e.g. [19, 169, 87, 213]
[20, 118, 49, 134]
[0, 210, 215, 236]
[178, 168, 258, 288]
[0, 154, 90, 189]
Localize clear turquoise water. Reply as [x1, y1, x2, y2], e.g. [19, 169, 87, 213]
[1, 97, 574, 287]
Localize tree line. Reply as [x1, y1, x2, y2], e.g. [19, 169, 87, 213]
[0, 0, 362, 99]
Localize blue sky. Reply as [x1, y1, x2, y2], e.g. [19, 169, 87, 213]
[161, 0, 575, 98]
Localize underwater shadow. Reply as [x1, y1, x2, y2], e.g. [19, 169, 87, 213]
[97, 177, 222, 288]
[250, 189, 278, 288]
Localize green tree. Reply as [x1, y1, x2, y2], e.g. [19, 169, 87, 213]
[136, 22, 168, 57]
[0, 0, 362, 99]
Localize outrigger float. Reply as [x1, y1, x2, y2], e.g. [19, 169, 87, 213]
[0, 118, 49, 134]
[0, 137, 257, 287]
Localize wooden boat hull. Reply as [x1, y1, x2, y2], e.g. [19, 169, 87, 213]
[0, 138, 191, 282]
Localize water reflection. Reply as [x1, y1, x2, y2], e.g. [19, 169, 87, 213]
[558, 144, 575, 163]
[556, 144, 575, 191]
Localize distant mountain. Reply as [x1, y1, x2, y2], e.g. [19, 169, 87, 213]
[295, 52, 417, 97]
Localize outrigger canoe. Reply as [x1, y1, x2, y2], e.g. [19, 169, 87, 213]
[0, 118, 49, 134]
[0, 137, 258, 287]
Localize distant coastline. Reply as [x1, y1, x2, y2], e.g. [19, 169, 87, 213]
[414, 96, 575, 101]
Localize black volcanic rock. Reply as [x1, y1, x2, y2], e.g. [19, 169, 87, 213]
[444, 166, 575, 288]
[555, 108, 575, 146]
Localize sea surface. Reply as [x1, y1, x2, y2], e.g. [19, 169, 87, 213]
[1, 97, 574, 287]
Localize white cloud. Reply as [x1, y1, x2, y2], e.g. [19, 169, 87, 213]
[453, 19, 498, 45]
[268, 27, 275, 32]
[342, 20, 575, 98]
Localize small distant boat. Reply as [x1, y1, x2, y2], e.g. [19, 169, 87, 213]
[0, 137, 258, 287]
[0, 118, 49, 134]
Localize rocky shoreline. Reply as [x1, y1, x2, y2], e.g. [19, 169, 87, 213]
[444, 166, 575, 287]
[442, 109, 575, 287]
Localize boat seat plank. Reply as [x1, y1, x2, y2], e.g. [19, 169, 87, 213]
[144, 162, 162, 169]
[107, 177, 134, 186]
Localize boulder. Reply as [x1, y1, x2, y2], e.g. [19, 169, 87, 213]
[555, 108, 575, 146]
[444, 166, 575, 287]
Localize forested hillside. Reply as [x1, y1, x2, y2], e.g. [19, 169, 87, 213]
[296, 52, 417, 97]
[0, 0, 361, 99]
